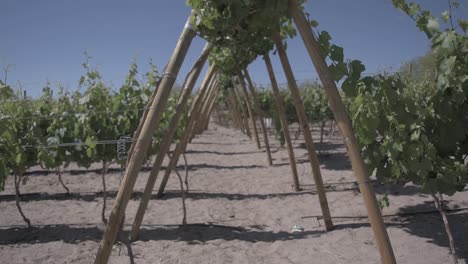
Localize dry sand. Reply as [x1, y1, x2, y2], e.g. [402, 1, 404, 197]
[0, 122, 467, 264]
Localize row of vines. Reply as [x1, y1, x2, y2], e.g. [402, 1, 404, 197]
[0, 56, 188, 226]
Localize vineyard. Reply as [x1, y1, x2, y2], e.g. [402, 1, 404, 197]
[1, 0, 467, 263]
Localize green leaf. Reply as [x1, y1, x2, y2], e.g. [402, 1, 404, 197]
[15, 153, 22, 164]
[410, 129, 420, 141]
[458, 19, 468, 32]
[393, 142, 403, 152]
[441, 11, 449, 23]
[0, 163, 7, 191]
[309, 20, 319, 28]
[378, 194, 390, 209]
[427, 17, 440, 33]
[330, 45, 344, 62]
[329, 62, 347, 81]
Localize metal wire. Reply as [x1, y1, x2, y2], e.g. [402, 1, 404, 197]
[0, 106, 163, 121]
[24, 138, 135, 149]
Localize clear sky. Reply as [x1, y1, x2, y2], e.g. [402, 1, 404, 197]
[2, 0, 466, 97]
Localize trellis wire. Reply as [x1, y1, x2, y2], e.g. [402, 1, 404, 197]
[24, 138, 135, 149]
[0, 107, 150, 121]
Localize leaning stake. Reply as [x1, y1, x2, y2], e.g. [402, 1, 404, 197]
[232, 88, 252, 138]
[157, 72, 218, 197]
[272, 32, 333, 231]
[192, 77, 219, 137]
[94, 14, 196, 264]
[201, 89, 220, 131]
[288, 1, 396, 262]
[130, 46, 213, 241]
[236, 74, 261, 149]
[243, 69, 273, 166]
[264, 54, 300, 191]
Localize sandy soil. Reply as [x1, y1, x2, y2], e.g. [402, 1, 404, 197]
[0, 122, 467, 264]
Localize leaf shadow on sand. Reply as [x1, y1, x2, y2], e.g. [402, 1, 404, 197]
[0, 223, 325, 246]
[0, 190, 315, 203]
[0, 182, 444, 203]
[398, 203, 468, 262]
[188, 163, 266, 170]
[185, 150, 261, 156]
[323, 206, 468, 262]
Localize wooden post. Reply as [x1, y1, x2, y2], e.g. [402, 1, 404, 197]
[156, 74, 218, 197]
[243, 69, 273, 166]
[114, 66, 167, 238]
[199, 80, 219, 132]
[194, 83, 216, 135]
[202, 89, 220, 131]
[229, 89, 247, 133]
[272, 32, 333, 231]
[227, 94, 243, 131]
[226, 94, 239, 128]
[190, 76, 217, 134]
[192, 77, 218, 136]
[129, 46, 213, 241]
[232, 86, 252, 139]
[264, 54, 300, 191]
[225, 97, 237, 128]
[288, 1, 396, 262]
[93, 14, 196, 264]
[236, 74, 261, 149]
[319, 120, 325, 155]
[204, 86, 221, 130]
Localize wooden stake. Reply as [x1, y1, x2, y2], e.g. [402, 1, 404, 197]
[319, 120, 325, 155]
[126, 68, 165, 165]
[272, 32, 333, 231]
[156, 73, 218, 197]
[203, 86, 221, 130]
[129, 46, 213, 241]
[202, 89, 220, 131]
[288, 1, 396, 262]
[193, 82, 216, 135]
[192, 77, 218, 137]
[229, 89, 247, 133]
[94, 14, 196, 264]
[264, 54, 300, 191]
[191, 76, 218, 134]
[189, 78, 218, 141]
[227, 94, 243, 131]
[236, 74, 261, 149]
[232, 88, 251, 138]
[243, 69, 273, 166]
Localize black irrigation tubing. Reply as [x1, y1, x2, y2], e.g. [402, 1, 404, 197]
[302, 207, 468, 220]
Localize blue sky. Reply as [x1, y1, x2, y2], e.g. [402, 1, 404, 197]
[2, 0, 466, 97]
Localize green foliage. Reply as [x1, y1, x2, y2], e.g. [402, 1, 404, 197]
[0, 81, 15, 100]
[256, 88, 285, 145]
[301, 83, 332, 123]
[0, 57, 193, 192]
[188, 0, 300, 74]
[187, 0, 288, 48]
[341, 1, 468, 195]
[0, 92, 40, 184]
[255, 82, 333, 147]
